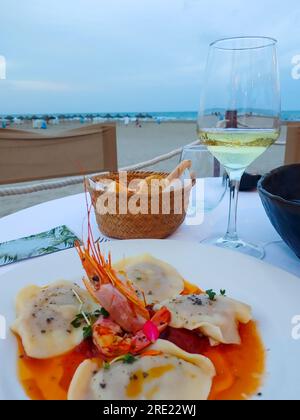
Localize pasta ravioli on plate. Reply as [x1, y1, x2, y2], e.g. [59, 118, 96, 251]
[154, 294, 252, 345]
[12, 246, 265, 401]
[11, 280, 98, 359]
[68, 340, 215, 400]
[114, 254, 185, 305]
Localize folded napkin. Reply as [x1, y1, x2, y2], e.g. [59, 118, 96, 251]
[0, 225, 80, 267]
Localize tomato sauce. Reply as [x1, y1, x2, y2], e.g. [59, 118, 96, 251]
[162, 321, 265, 400]
[17, 320, 264, 400]
[16, 279, 264, 400]
[17, 338, 100, 400]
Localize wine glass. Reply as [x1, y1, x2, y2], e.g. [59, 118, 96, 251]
[180, 145, 227, 212]
[198, 36, 281, 259]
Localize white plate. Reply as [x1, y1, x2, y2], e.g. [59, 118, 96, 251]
[0, 239, 300, 400]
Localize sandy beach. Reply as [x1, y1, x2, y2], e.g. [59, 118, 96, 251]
[0, 121, 286, 218]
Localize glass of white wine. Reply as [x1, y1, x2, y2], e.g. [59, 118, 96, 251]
[198, 36, 281, 259]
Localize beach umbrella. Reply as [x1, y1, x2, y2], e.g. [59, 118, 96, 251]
[6, 115, 14, 121]
[104, 113, 113, 119]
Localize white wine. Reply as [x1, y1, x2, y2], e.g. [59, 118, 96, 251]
[198, 128, 279, 172]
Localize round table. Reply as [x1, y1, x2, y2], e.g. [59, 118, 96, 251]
[0, 187, 299, 277]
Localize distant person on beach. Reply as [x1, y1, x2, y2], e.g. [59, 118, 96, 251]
[135, 118, 141, 128]
[124, 116, 130, 126]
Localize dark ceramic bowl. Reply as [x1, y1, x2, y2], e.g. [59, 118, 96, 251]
[258, 164, 300, 259]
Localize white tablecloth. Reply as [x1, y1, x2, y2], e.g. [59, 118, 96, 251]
[0, 187, 299, 277]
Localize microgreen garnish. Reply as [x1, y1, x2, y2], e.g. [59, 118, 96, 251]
[72, 288, 84, 312]
[71, 307, 109, 340]
[99, 307, 110, 318]
[206, 289, 217, 301]
[110, 353, 138, 366]
[122, 354, 137, 364]
[71, 314, 83, 328]
[104, 362, 110, 370]
[83, 325, 93, 340]
[71, 309, 103, 328]
[220, 289, 226, 296]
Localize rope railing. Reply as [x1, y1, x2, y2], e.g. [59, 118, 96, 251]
[0, 140, 201, 197]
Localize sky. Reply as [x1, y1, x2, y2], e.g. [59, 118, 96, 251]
[0, 0, 300, 114]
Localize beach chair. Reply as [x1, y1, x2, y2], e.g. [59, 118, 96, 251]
[0, 123, 118, 185]
[285, 122, 300, 165]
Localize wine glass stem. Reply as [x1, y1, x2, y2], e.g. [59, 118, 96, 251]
[224, 173, 243, 242]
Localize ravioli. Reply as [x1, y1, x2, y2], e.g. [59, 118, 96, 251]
[154, 294, 252, 345]
[11, 280, 98, 359]
[114, 254, 184, 305]
[68, 339, 215, 400]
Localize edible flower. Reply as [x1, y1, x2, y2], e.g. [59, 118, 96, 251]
[143, 320, 160, 343]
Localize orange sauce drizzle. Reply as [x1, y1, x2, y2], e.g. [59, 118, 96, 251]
[181, 280, 265, 400]
[16, 338, 100, 400]
[182, 280, 203, 295]
[17, 321, 264, 400]
[206, 321, 265, 400]
[16, 281, 265, 400]
[126, 365, 174, 398]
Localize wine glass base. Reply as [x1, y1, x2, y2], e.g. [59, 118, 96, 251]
[202, 236, 265, 260]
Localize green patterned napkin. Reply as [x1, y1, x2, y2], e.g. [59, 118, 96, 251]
[0, 226, 80, 267]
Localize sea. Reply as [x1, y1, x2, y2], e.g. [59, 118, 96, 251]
[134, 111, 300, 121]
[137, 110, 300, 121]
[55, 111, 300, 121]
[2, 110, 300, 121]
[165, 111, 300, 122]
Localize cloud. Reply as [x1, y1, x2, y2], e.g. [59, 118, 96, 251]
[0, 0, 300, 113]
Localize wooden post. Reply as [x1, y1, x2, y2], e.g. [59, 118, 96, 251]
[285, 122, 300, 164]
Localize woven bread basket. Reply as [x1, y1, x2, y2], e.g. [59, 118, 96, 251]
[87, 170, 195, 239]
